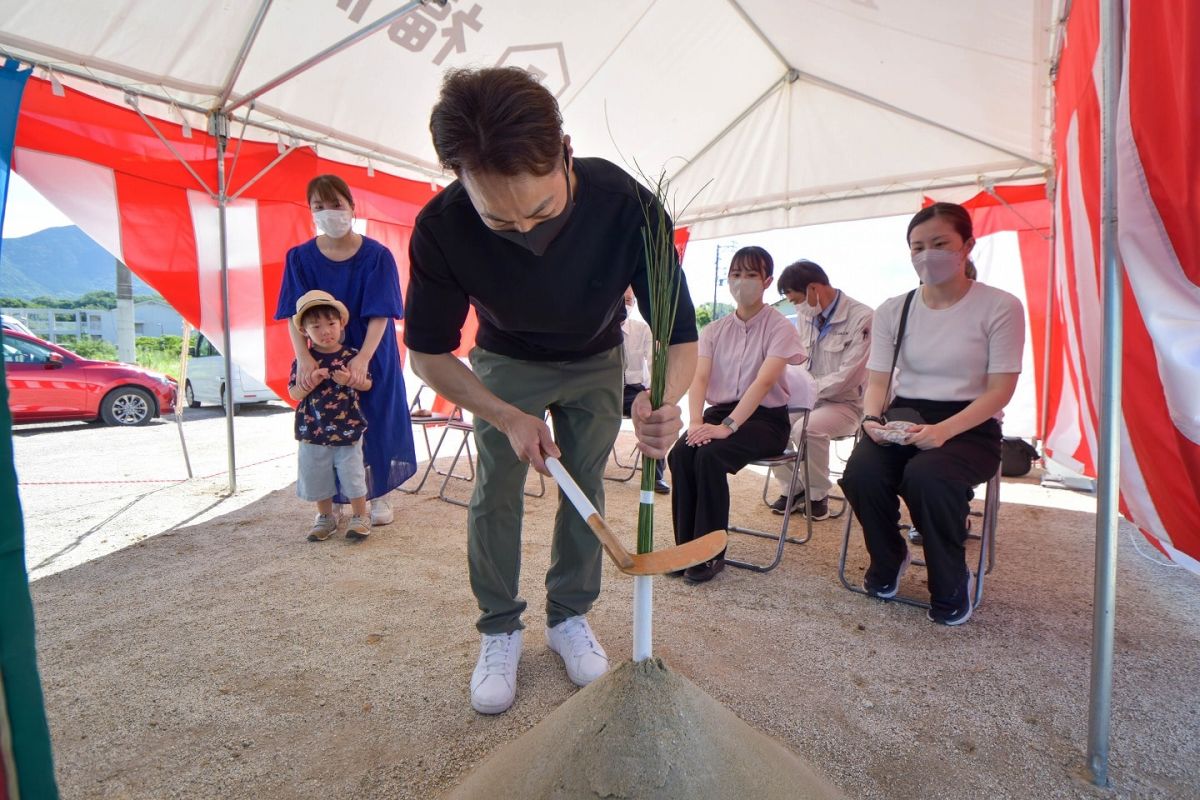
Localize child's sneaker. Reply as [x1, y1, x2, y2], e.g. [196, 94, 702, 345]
[345, 515, 371, 541]
[307, 513, 337, 542]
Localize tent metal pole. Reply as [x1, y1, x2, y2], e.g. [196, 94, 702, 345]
[1087, 0, 1123, 787]
[214, 0, 274, 111]
[223, 0, 429, 114]
[1039, 195, 1058, 446]
[213, 113, 238, 495]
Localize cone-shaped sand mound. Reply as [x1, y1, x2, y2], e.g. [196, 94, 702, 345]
[449, 658, 845, 800]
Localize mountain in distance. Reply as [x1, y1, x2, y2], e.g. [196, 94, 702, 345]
[1, 225, 153, 300]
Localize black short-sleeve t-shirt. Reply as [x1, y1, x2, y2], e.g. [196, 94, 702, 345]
[404, 157, 698, 362]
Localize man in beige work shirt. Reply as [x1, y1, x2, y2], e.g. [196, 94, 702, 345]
[771, 260, 873, 519]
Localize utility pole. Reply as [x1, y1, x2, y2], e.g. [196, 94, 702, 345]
[710, 242, 738, 322]
[114, 258, 135, 362]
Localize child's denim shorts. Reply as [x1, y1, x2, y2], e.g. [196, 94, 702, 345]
[297, 439, 367, 501]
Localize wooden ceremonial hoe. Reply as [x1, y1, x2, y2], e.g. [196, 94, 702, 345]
[544, 456, 727, 576]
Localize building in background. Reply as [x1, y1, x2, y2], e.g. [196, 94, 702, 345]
[0, 298, 183, 344]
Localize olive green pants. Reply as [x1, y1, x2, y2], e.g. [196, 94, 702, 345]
[467, 346, 622, 634]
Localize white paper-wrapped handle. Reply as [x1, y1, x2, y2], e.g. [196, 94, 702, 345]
[545, 456, 598, 518]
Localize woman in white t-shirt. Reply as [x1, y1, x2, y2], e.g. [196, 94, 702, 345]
[841, 202, 1024, 626]
[667, 246, 806, 583]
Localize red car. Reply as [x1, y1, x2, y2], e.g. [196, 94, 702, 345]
[3, 329, 177, 426]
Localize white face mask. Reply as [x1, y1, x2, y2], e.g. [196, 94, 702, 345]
[313, 209, 354, 239]
[794, 288, 820, 318]
[728, 277, 764, 306]
[911, 248, 963, 285]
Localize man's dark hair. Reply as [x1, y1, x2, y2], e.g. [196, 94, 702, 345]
[430, 67, 564, 177]
[300, 305, 342, 328]
[777, 260, 830, 295]
[730, 245, 774, 278]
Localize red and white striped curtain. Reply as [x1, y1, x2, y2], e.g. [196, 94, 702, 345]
[11, 77, 441, 404]
[1049, 0, 1200, 571]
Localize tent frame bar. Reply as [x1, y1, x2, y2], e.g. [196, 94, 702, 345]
[0, 50, 445, 183]
[670, 72, 792, 185]
[222, 0, 430, 114]
[725, 0, 790, 68]
[679, 168, 1046, 228]
[723, 0, 1051, 172]
[125, 96, 217, 198]
[1087, 0, 1122, 787]
[215, 0, 273, 111]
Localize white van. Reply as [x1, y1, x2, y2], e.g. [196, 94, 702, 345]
[184, 333, 278, 410]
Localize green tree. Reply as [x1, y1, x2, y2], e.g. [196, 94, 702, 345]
[695, 302, 733, 329]
[57, 336, 118, 361]
[76, 290, 118, 310]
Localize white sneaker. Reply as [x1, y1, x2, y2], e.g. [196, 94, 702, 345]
[546, 616, 609, 687]
[369, 498, 394, 526]
[470, 630, 523, 715]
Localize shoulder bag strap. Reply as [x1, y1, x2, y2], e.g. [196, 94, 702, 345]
[882, 289, 917, 407]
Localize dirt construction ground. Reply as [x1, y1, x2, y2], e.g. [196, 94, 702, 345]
[14, 404, 1200, 799]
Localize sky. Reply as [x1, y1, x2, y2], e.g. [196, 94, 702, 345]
[3, 169, 920, 312]
[679, 213, 918, 317]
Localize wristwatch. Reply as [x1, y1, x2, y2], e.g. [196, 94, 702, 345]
[720, 416, 740, 433]
[862, 414, 886, 427]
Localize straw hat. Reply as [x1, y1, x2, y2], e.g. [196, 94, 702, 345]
[292, 289, 349, 331]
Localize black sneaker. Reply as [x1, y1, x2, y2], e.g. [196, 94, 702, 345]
[770, 493, 806, 515]
[654, 479, 671, 495]
[928, 573, 975, 626]
[863, 547, 913, 599]
[807, 497, 829, 521]
[683, 556, 725, 584]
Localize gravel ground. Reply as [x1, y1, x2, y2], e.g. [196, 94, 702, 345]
[16, 412, 1200, 799]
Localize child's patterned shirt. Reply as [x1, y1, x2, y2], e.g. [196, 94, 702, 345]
[290, 346, 368, 445]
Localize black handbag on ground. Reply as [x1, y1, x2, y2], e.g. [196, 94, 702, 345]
[1001, 437, 1039, 477]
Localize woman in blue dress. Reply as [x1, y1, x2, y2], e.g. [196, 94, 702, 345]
[275, 174, 416, 525]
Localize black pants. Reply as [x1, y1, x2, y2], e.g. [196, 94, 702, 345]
[622, 383, 665, 482]
[668, 403, 790, 548]
[840, 397, 1001, 614]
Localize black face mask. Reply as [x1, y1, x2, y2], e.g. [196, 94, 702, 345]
[489, 154, 574, 256]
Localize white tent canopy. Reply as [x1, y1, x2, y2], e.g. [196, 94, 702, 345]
[3, 1, 1163, 790]
[0, 0, 1058, 238]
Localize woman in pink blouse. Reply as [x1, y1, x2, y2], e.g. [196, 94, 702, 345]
[667, 246, 806, 582]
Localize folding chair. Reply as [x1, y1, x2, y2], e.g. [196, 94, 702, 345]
[820, 431, 859, 520]
[726, 408, 814, 573]
[437, 414, 548, 508]
[752, 429, 858, 520]
[399, 384, 473, 495]
[837, 464, 1001, 609]
[605, 439, 641, 483]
